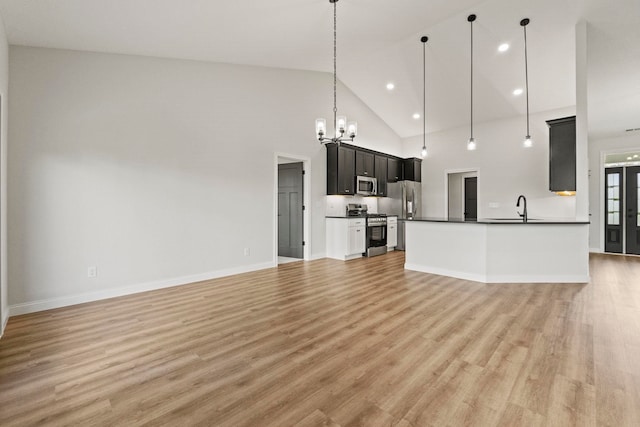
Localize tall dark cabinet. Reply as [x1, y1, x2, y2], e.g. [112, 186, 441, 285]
[547, 116, 576, 193]
[326, 143, 356, 195]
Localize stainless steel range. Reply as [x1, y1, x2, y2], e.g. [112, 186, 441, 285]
[345, 204, 388, 257]
[366, 214, 387, 257]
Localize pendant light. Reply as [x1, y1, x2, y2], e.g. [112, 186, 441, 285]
[521, 18, 532, 148]
[467, 14, 477, 151]
[316, 0, 357, 144]
[420, 36, 429, 158]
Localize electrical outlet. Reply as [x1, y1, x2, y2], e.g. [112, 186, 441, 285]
[88, 266, 97, 278]
[243, 248, 250, 256]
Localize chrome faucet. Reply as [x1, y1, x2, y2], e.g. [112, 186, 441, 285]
[516, 195, 528, 223]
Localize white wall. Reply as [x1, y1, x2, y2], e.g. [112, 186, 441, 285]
[403, 107, 577, 220]
[575, 21, 589, 222]
[588, 133, 640, 251]
[0, 16, 8, 335]
[7, 46, 401, 313]
[448, 173, 464, 219]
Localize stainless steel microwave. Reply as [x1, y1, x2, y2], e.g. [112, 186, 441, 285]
[356, 176, 377, 196]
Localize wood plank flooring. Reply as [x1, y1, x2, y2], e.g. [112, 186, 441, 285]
[1, 252, 639, 426]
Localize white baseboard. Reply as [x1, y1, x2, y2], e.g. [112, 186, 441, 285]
[310, 252, 326, 261]
[589, 247, 602, 253]
[404, 263, 487, 283]
[1, 310, 8, 338]
[485, 274, 591, 284]
[8, 261, 275, 317]
[404, 263, 590, 284]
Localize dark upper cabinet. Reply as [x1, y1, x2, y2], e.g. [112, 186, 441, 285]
[326, 144, 356, 195]
[403, 158, 422, 182]
[355, 151, 375, 177]
[547, 116, 576, 192]
[326, 143, 421, 195]
[374, 155, 388, 197]
[387, 158, 402, 183]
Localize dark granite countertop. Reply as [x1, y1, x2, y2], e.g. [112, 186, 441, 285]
[400, 217, 590, 225]
[325, 214, 398, 219]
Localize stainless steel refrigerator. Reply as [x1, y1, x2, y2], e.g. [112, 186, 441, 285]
[379, 180, 422, 250]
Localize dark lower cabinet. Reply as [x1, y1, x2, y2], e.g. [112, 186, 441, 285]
[356, 151, 375, 177]
[547, 116, 576, 193]
[403, 158, 422, 182]
[374, 155, 388, 197]
[387, 158, 401, 183]
[326, 144, 355, 195]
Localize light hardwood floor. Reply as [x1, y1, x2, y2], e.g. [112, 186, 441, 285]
[1, 252, 639, 426]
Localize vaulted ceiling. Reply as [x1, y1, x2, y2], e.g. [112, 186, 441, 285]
[0, 0, 637, 139]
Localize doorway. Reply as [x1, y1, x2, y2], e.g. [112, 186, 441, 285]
[278, 162, 304, 261]
[464, 177, 478, 222]
[605, 165, 640, 255]
[274, 154, 310, 265]
[446, 170, 478, 221]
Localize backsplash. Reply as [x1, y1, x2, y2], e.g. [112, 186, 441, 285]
[326, 195, 378, 217]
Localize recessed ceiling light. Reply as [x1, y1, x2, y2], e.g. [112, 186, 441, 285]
[513, 88, 524, 96]
[634, 154, 639, 158]
[498, 43, 510, 52]
[386, 82, 395, 90]
[628, 157, 633, 160]
[413, 113, 420, 119]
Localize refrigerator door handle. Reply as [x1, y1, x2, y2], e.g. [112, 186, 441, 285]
[412, 189, 417, 216]
[413, 189, 418, 217]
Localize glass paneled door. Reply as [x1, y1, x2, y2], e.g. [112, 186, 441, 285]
[605, 166, 640, 255]
[605, 167, 623, 253]
[625, 166, 640, 255]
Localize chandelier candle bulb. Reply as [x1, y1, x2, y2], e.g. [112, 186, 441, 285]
[347, 122, 357, 138]
[337, 116, 347, 133]
[316, 118, 326, 137]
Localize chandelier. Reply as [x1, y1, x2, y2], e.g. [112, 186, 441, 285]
[315, 0, 357, 144]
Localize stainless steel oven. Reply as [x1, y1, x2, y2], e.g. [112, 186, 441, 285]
[366, 214, 387, 257]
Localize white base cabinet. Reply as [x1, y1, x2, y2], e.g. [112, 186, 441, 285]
[387, 216, 398, 249]
[326, 218, 366, 260]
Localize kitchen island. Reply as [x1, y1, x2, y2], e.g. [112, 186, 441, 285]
[403, 218, 590, 283]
